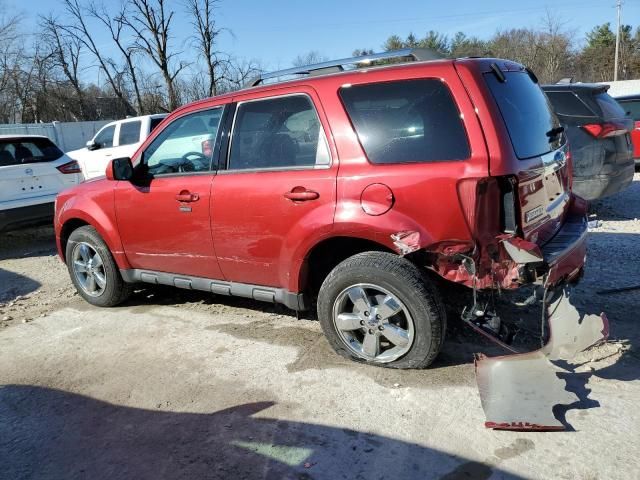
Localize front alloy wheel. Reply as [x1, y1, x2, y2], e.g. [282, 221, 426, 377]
[71, 242, 107, 297]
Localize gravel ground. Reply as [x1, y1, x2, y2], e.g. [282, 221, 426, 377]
[1, 174, 639, 479]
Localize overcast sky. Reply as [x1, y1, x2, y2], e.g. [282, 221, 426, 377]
[5, 0, 638, 78]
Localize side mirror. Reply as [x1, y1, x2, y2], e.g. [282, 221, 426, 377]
[106, 157, 133, 181]
[86, 140, 99, 151]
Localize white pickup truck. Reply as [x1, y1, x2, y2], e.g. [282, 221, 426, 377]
[67, 114, 167, 180]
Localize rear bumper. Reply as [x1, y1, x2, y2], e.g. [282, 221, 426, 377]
[540, 214, 588, 286]
[573, 162, 635, 200]
[0, 202, 54, 233]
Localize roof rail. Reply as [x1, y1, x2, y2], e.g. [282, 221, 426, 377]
[245, 48, 443, 88]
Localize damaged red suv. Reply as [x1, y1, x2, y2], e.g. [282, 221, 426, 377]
[55, 50, 587, 369]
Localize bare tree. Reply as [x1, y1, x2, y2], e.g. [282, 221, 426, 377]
[57, 0, 134, 114]
[123, 0, 187, 110]
[86, 1, 144, 115]
[184, 0, 224, 97]
[292, 51, 327, 67]
[39, 15, 87, 118]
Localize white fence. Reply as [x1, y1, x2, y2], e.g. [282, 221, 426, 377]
[600, 79, 640, 98]
[0, 120, 110, 153]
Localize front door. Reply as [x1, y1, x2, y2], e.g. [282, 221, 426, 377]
[114, 106, 226, 279]
[212, 89, 337, 289]
[84, 123, 117, 179]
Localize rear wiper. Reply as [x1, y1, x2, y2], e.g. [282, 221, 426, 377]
[546, 126, 564, 142]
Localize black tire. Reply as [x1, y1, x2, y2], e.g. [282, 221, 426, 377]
[317, 251, 446, 369]
[65, 225, 133, 307]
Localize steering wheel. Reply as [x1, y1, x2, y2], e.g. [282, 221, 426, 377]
[179, 151, 208, 172]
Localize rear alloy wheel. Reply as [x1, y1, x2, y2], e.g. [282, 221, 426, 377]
[332, 283, 414, 363]
[318, 252, 445, 369]
[65, 225, 132, 307]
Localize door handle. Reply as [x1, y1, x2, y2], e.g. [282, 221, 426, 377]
[175, 190, 200, 202]
[284, 188, 319, 201]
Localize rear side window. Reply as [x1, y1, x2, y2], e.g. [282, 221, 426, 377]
[544, 91, 596, 118]
[228, 95, 330, 170]
[619, 100, 640, 121]
[94, 125, 115, 148]
[118, 121, 142, 146]
[0, 138, 63, 166]
[339, 79, 470, 164]
[594, 93, 627, 120]
[485, 71, 563, 159]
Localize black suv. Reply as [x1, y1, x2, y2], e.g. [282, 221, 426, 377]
[542, 84, 634, 200]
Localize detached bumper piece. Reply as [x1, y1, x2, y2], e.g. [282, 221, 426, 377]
[475, 286, 608, 431]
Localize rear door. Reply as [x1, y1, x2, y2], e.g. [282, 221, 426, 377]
[211, 87, 336, 288]
[484, 69, 571, 245]
[112, 118, 143, 160]
[0, 137, 78, 209]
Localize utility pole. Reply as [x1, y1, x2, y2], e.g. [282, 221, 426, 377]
[614, 0, 622, 81]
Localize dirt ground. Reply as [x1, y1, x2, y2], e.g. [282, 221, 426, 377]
[1, 175, 639, 479]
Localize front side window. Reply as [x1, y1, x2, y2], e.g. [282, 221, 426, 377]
[118, 120, 142, 146]
[339, 79, 470, 164]
[228, 95, 330, 170]
[94, 125, 115, 149]
[143, 108, 223, 175]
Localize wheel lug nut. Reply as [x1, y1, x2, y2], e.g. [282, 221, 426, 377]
[376, 314, 381, 320]
[364, 311, 370, 317]
[368, 329, 374, 335]
[378, 325, 384, 331]
[360, 320, 365, 326]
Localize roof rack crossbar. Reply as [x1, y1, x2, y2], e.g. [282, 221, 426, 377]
[246, 48, 442, 88]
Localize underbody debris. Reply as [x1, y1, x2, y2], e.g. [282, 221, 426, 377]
[474, 286, 608, 430]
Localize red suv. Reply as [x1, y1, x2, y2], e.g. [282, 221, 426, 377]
[54, 50, 588, 369]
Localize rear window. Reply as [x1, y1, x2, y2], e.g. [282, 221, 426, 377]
[485, 71, 563, 159]
[339, 79, 470, 164]
[0, 138, 63, 166]
[618, 100, 640, 121]
[544, 91, 596, 117]
[595, 93, 627, 120]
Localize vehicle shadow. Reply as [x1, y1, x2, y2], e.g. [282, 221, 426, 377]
[0, 268, 41, 303]
[0, 385, 524, 480]
[0, 225, 57, 261]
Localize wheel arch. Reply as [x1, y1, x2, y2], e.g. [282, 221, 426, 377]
[58, 211, 130, 269]
[296, 235, 395, 297]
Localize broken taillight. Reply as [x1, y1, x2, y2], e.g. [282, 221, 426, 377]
[581, 122, 629, 138]
[201, 139, 214, 158]
[457, 176, 519, 238]
[56, 160, 81, 174]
